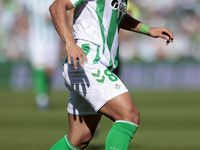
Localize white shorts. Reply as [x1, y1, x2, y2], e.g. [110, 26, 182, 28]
[62, 61, 129, 115]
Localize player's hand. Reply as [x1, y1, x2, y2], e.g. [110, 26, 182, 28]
[147, 27, 174, 45]
[65, 42, 88, 69]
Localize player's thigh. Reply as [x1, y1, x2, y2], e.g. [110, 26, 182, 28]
[99, 92, 140, 124]
[68, 113, 102, 146]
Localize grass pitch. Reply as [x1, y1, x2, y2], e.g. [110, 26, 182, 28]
[0, 89, 200, 150]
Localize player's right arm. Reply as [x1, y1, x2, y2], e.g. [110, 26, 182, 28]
[49, 0, 87, 69]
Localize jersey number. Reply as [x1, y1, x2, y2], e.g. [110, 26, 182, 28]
[92, 69, 118, 83]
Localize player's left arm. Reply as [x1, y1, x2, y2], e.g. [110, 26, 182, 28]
[121, 13, 174, 45]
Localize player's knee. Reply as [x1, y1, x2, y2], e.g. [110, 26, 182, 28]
[70, 133, 93, 149]
[123, 107, 140, 125]
[80, 135, 93, 149]
[132, 109, 140, 125]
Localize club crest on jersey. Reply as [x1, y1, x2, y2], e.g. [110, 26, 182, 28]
[110, 0, 127, 13]
[114, 84, 121, 89]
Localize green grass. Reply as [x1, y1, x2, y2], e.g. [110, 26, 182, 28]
[0, 89, 200, 150]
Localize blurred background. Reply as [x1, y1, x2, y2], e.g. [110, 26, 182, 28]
[1, 0, 200, 90]
[0, 0, 200, 150]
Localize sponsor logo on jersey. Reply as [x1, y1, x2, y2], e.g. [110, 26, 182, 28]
[110, 0, 127, 13]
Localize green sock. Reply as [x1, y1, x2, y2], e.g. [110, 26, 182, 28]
[105, 120, 139, 150]
[33, 68, 49, 95]
[51, 135, 83, 150]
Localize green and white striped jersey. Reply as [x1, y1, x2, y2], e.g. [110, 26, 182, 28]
[70, 0, 127, 71]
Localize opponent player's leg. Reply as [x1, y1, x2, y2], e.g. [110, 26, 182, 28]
[99, 92, 140, 150]
[51, 113, 102, 150]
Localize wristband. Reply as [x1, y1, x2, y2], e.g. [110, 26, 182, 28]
[139, 24, 150, 34]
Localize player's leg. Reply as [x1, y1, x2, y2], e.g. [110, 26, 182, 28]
[30, 43, 51, 110]
[99, 92, 140, 150]
[33, 67, 50, 110]
[31, 35, 59, 110]
[51, 113, 102, 150]
[68, 113, 102, 148]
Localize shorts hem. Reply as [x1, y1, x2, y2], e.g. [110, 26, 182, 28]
[95, 89, 129, 112]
